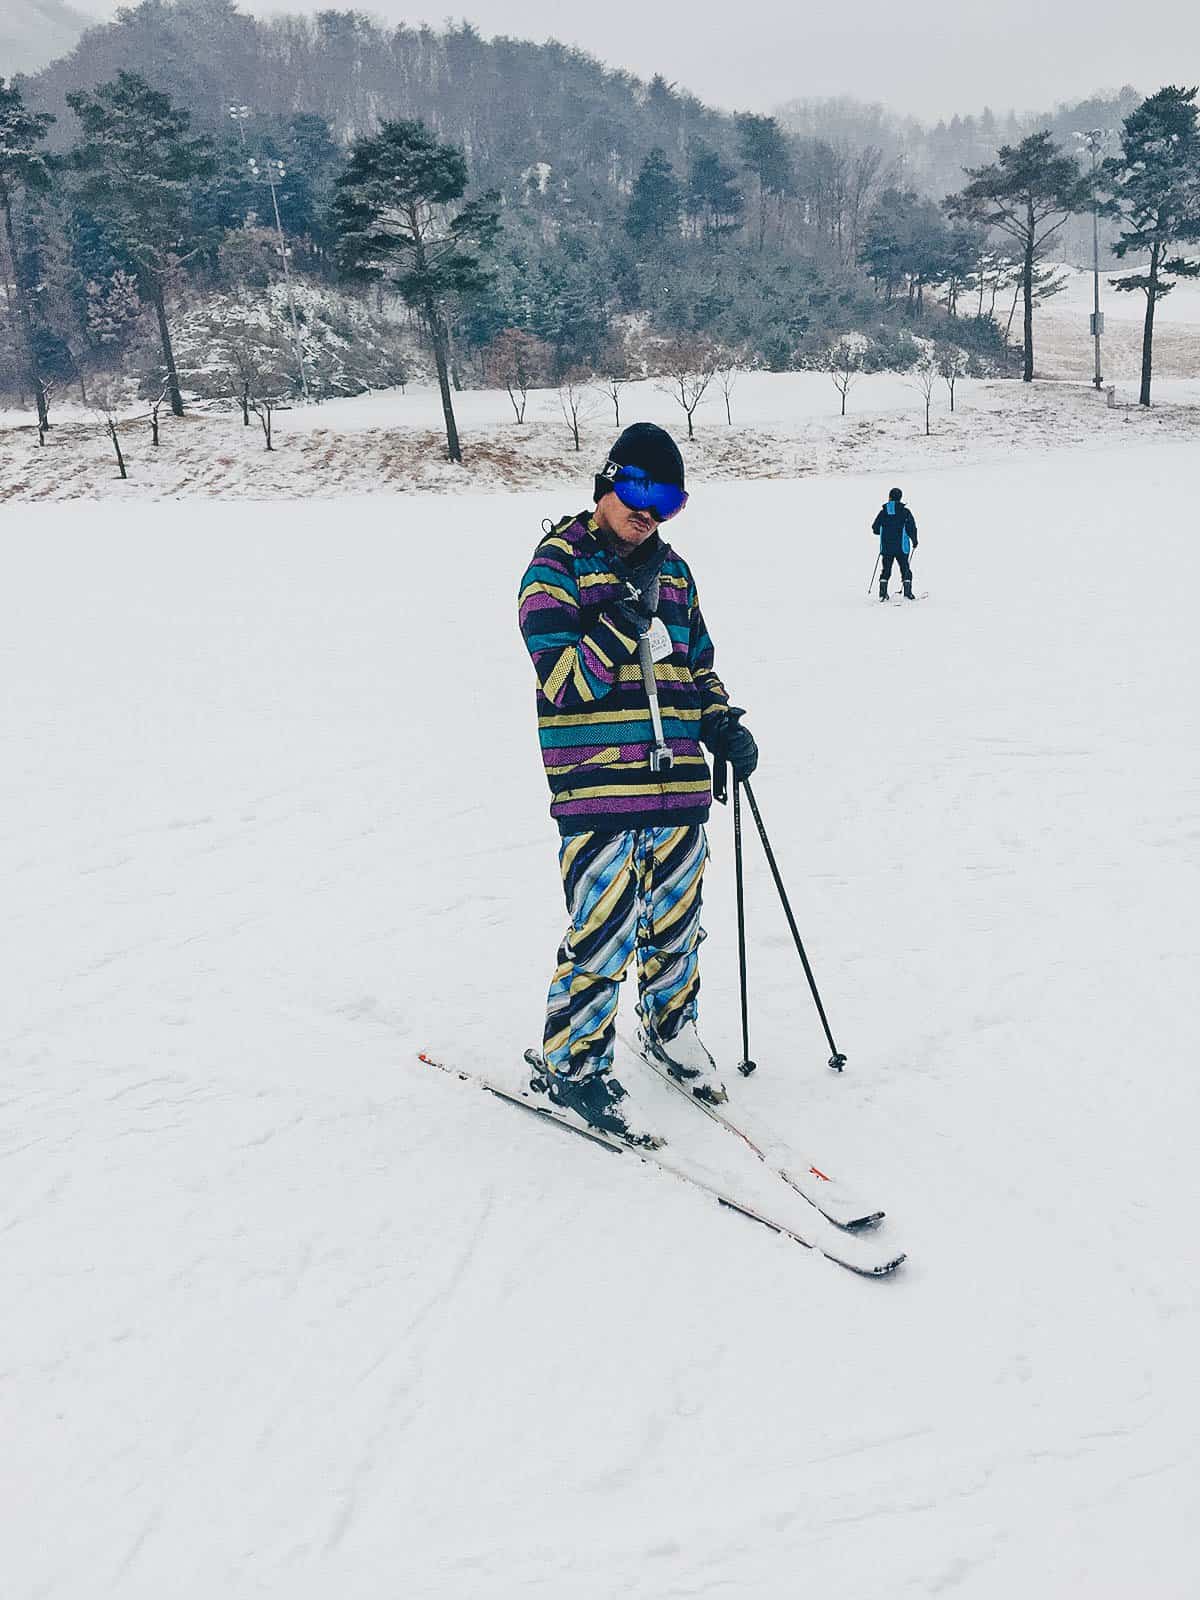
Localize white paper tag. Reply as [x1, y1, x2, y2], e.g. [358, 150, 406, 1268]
[646, 616, 673, 663]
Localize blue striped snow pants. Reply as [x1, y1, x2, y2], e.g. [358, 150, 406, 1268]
[543, 825, 707, 1078]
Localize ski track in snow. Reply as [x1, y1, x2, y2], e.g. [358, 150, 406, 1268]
[2, 441, 1199, 1597]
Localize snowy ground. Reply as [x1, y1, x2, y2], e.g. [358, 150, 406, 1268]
[4, 439, 1198, 1596]
[2, 366, 1199, 502]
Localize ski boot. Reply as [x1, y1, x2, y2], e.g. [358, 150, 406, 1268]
[532, 1060, 664, 1148]
[638, 1020, 728, 1104]
[879, 578, 889, 602]
[902, 578, 915, 600]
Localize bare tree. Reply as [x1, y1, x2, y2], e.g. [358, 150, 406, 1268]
[89, 380, 129, 479]
[148, 383, 169, 446]
[936, 344, 969, 413]
[221, 322, 293, 436]
[557, 369, 598, 451]
[845, 144, 889, 266]
[716, 363, 739, 424]
[229, 343, 255, 425]
[594, 335, 633, 427]
[248, 393, 280, 450]
[654, 337, 718, 440]
[35, 376, 55, 447]
[824, 338, 862, 416]
[485, 328, 551, 424]
[910, 352, 938, 436]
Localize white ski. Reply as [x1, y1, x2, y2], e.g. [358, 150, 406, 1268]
[417, 1052, 905, 1278]
[628, 1031, 886, 1232]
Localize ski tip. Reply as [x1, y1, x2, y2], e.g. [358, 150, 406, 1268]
[836, 1250, 906, 1277]
[873, 1253, 907, 1275]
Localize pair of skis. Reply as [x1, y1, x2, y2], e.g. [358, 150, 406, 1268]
[416, 1049, 905, 1279]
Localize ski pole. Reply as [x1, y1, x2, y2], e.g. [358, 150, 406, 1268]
[739, 777, 847, 1073]
[868, 553, 880, 595]
[732, 777, 756, 1076]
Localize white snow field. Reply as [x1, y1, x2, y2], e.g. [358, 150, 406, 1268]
[4, 440, 1199, 1598]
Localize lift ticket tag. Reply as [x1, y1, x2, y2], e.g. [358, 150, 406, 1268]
[647, 617, 673, 662]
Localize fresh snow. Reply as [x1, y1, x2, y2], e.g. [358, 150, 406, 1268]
[3, 436, 1198, 1596]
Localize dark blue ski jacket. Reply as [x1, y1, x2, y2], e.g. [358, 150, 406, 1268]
[872, 500, 918, 557]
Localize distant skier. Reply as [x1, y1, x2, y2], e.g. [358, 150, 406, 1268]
[518, 423, 758, 1144]
[872, 487, 918, 600]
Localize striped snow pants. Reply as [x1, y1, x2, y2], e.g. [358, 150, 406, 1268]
[543, 825, 707, 1079]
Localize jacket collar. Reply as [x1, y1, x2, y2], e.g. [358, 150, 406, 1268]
[582, 514, 671, 572]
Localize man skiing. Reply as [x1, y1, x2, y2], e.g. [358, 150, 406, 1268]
[518, 423, 758, 1145]
[872, 486, 919, 600]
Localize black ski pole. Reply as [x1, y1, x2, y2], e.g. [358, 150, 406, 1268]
[868, 553, 880, 596]
[740, 777, 847, 1073]
[732, 777, 756, 1076]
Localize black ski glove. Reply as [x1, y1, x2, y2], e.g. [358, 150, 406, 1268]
[609, 577, 658, 639]
[704, 706, 758, 801]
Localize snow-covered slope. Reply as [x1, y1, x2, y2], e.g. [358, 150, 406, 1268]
[4, 442, 1198, 1596]
[0, 0, 90, 74]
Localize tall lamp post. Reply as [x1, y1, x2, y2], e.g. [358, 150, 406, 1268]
[1075, 129, 1109, 392]
[227, 104, 251, 149]
[247, 155, 311, 403]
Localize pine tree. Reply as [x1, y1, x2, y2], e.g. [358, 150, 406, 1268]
[0, 79, 55, 430]
[946, 132, 1088, 382]
[734, 114, 793, 252]
[625, 149, 682, 247]
[66, 72, 216, 417]
[685, 144, 744, 243]
[1101, 87, 1200, 407]
[333, 119, 497, 464]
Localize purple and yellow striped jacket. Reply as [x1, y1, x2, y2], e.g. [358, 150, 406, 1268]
[518, 513, 730, 835]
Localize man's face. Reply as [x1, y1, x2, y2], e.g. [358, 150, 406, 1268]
[594, 489, 661, 549]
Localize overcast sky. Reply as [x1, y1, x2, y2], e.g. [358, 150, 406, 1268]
[76, 0, 1200, 122]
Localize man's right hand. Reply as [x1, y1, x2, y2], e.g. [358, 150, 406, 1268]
[610, 579, 658, 639]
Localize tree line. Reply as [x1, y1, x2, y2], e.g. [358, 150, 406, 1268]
[2, 0, 1198, 462]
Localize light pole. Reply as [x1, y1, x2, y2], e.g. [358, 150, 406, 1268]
[227, 104, 251, 149]
[1075, 129, 1109, 392]
[247, 155, 311, 403]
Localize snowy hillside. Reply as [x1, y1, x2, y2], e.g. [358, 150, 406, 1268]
[4, 440, 1198, 1596]
[0, 0, 89, 73]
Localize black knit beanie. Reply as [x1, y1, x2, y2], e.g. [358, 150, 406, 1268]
[594, 422, 685, 502]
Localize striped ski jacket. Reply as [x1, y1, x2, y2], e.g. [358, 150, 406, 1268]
[518, 513, 730, 835]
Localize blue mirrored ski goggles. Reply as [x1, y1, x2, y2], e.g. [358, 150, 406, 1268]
[604, 461, 688, 523]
